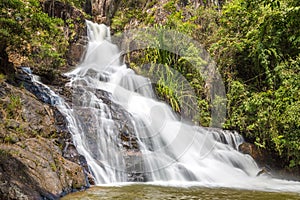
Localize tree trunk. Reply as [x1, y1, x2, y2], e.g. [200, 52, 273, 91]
[92, 0, 121, 25]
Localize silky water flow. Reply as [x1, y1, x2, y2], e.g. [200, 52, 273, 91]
[31, 20, 300, 193]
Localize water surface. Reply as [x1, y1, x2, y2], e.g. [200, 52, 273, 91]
[62, 184, 300, 200]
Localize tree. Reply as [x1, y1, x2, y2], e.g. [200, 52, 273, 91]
[214, 0, 300, 168]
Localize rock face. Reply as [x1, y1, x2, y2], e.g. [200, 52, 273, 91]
[0, 139, 86, 199]
[238, 142, 277, 170]
[238, 142, 265, 166]
[0, 81, 88, 199]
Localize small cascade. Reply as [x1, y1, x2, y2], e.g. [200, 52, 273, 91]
[209, 128, 244, 150]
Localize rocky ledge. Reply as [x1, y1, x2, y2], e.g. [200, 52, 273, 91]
[0, 81, 89, 199]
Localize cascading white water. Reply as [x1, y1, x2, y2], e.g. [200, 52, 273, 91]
[56, 21, 300, 192]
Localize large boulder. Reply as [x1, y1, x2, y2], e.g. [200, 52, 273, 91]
[238, 142, 275, 168]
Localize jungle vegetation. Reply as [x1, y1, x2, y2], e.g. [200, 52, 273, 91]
[1, 0, 299, 170]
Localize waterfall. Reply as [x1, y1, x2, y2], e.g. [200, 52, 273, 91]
[28, 21, 300, 192]
[62, 21, 258, 184]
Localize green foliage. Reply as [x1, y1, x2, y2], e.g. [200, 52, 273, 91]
[4, 134, 18, 144]
[50, 162, 57, 172]
[125, 24, 210, 125]
[213, 0, 300, 89]
[156, 68, 181, 113]
[163, 0, 177, 12]
[218, 0, 300, 168]
[225, 59, 300, 167]
[111, 0, 155, 32]
[6, 95, 22, 119]
[132, 46, 201, 121]
[0, 73, 6, 82]
[62, 0, 85, 8]
[0, 0, 69, 72]
[112, 2, 218, 126]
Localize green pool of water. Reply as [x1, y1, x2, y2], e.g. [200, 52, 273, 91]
[61, 184, 300, 200]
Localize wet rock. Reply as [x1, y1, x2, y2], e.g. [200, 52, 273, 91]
[67, 85, 145, 181]
[100, 96, 139, 151]
[238, 143, 265, 165]
[125, 151, 147, 182]
[238, 142, 274, 166]
[256, 167, 272, 177]
[72, 87, 140, 151]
